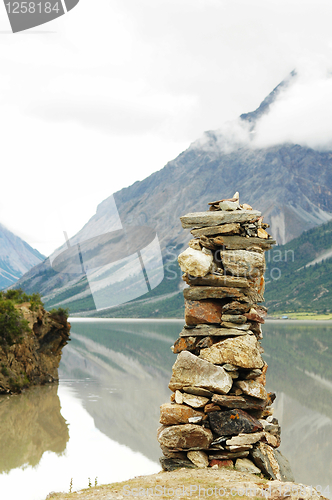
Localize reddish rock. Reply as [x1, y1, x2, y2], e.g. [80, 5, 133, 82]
[245, 307, 265, 324]
[172, 336, 197, 353]
[185, 299, 223, 325]
[209, 459, 233, 468]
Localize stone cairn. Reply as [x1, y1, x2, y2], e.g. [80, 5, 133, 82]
[157, 192, 293, 481]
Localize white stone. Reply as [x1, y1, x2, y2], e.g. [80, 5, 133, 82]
[187, 451, 209, 468]
[182, 393, 210, 408]
[235, 458, 261, 474]
[178, 247, 212, 277]
[226, 432, 264, 447]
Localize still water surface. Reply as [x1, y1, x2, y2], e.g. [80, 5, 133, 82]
[0, 319, 331, 500]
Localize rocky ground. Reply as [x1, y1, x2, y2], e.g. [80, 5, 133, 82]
[45, 469, 328, 500]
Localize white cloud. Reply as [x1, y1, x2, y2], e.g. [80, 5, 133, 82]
[253, 68, 332, 150]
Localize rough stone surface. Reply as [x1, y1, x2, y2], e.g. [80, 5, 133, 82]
[226, 432, 264, 447]
[221, 314, 247, 324]
[183, 273, 249, 288]
[182, 393, 210, 408]
[187, 450, 209, 468]
[172, 336, 197, 353]
[183, 386, 213, 398]
[178, 247, 212, 277]
[184, 286, 250, 302]
[220, 322, 251, 331]
[159, 403, 204, 425]
[245, 307, 266, 323]
[209, 235, 275, 250]
[180, 210, 261, 228]
[236, 380, 267, 400]
[185, 299, 223, 325]
[222, 302, 251, 315]
[209, 451, 249, 460]
[191, 223, 241, 237]
[251, 442, 278, 480]
[220, 250, 266, 278]
[157, 424, 213, 449]
[199, 334, 264, 369]
[180, 324, 250, 337]
[169, 351, 233, 395]
[160, 445, 187, 459]
[211, 394, 267, 411]
[209, 409, 263, 437]
[160, 457, 197, 471]
[0, 303, 71, 394]
[235, 458, 261, 474]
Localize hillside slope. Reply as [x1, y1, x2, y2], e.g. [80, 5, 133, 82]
[0, 223, 45, 290]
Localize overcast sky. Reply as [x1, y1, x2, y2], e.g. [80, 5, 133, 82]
[1, 0, 332, 256]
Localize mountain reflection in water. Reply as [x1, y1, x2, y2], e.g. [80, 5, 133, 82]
[0, 384, 69, 473]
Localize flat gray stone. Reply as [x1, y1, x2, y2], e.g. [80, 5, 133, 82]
[157, 424, 213, 449]
[183, 286, 250, 301]
[180, 210, 261, 228]
[180, 325, 252, 337]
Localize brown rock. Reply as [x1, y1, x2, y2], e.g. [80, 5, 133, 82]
[222, 301, 251, 315]
[263, 432, 281, 448]
[183, 273, 250, 288]
[191, 223, 241, 237]
[184, 286, 249, 301]
[256, 363, 268, 386]
[157, 424, 213, 449]
[169, 351, 233, 395]
[211, 394, 267, 411]
[235, 380, 267, 400]
[159, 403, 204, 425]
[183, 386, 213, 398]
[220, 322, 250, 331]
[199, 334, 264, 369]
[204, 403, 221, 413]
[219, 250, 266, 279]
[213, 235, 275, 250]
[185, 299, 222, 325]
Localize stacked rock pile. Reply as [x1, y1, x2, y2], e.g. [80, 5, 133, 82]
[157, 193, 293, 481]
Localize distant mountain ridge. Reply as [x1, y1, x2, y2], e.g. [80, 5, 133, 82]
[0, 224, 45, 289]
[12, 74, 332, 315]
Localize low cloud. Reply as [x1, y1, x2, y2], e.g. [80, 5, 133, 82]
[252, 68, 332, 150]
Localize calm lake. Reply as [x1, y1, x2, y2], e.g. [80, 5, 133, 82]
[0, 319, 331, 500]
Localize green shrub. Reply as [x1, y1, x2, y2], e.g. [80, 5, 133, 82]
[49, 307, 69, 321]
[0, 300, 30, 347]
[3, 289, 43, 311]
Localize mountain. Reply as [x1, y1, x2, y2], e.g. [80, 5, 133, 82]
[264, 219, 332, 314]
[0, 224, 45, 290]
[12, 75, 332, 315]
